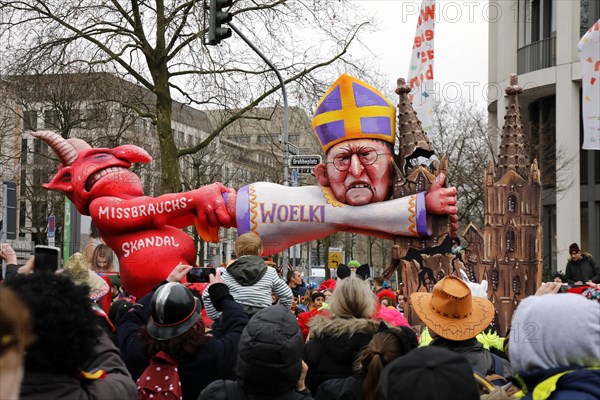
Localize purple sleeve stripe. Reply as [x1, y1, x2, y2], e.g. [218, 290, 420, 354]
[416, 192, 430, 236]
[236, 185, 251, 234]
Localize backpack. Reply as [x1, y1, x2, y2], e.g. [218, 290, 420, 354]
[137, 351, 182, 400]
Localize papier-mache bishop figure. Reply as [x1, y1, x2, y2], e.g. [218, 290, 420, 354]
[35, 74, 457, 298]
[230, 74, 458, 254]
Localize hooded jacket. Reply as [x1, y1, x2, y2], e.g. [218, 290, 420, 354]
[202, 255, 293, 319]
[199, 305, 312, 400]
[509, 294, 600, 399]
[304, 316, 383, 394]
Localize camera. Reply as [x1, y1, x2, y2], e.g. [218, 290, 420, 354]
[186, 267, 216, 283]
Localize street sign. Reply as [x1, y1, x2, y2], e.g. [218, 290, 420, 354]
[289, 155, 321, 168]
[328, 250, 342, 269]
[48, 215, 56, 238]
[296, 168, 313, 174]
[48, 214, 56, 246]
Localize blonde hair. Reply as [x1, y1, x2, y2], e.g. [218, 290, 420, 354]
[91, 244, 114, 271]
[329, 277, 375, 318]
[235, 233, 263, 257]
[303, 288, 318, 308]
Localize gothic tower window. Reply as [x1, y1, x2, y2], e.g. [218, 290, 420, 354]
[513, 275, 522, 295]
[436, 270, 445, 282]
[491, 269, 499, 290]
[506, 230, 516, 252]
[508, 195, 517, 213]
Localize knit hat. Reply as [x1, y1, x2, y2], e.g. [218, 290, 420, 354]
[237, 305, 304, 395]
[411, 276, 495, 341]
[63, 252, 110, 301]
[379, 346, 480, 400]
[337, 264, 351, 279]
[569, 243, 581, 254]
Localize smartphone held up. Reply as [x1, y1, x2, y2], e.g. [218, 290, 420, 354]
[34, 245, 61, 273]
[186, 267, 216, 283]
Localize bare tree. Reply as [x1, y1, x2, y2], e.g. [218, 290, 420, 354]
[0, 0, 376, 193]
[430, 100, 494, 229]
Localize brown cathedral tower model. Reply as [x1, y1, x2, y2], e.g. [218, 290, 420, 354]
[388, 74, 542, 336]
[384, 78, 453, 277]
[463, 74, 543, 335]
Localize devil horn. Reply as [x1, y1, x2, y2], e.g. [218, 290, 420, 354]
[31, 131, 79, 165]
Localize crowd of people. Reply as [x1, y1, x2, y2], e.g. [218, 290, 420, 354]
[1, 236, 599, 400]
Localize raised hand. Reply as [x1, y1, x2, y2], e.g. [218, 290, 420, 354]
[166, 263, 193, 283]
[193, 183, 236, 242]
[425, 173, 459, 236]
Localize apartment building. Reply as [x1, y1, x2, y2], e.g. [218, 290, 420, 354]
[488, 0, 600, 270]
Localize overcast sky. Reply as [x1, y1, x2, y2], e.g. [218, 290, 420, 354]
[355, 0, 490, 108]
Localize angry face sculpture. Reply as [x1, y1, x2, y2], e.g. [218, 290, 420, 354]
[33, 131, 235, 298]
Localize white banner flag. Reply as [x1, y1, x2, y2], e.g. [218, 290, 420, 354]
[408, 0, 436, 136]
[578, 19, 600, 151]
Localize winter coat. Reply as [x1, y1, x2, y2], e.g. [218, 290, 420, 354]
[200, 305, 312, 400]
[430, 337, 514, 378]
[200, 380, 313, 400]
[304, 316, 382, 394]
[203, 255, 293, 319]
[19, 329, 137, 400]
[565, 253, 600, 284]
[315, 375, 364, 400]
[116, 291, 248, 400]
[515, 367, 600, 400]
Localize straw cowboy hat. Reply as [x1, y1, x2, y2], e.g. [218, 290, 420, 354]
[63, 252, 110, 301]
[411, 276, 494, 341]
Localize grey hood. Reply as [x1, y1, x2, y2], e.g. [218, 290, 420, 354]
[509, 293, 600, 374]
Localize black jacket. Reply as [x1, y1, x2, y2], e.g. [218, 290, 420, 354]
[565, 254, 600, 284]
[430, 337, 514, 378]
[315, 375, 363, 400]
[19, 329, 137, 400]
[304, 317, 382, 394]
[200, 305, 311, 400]
[116, 287, 248, 400]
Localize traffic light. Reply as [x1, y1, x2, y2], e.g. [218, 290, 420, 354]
[208, 0, 233, 45]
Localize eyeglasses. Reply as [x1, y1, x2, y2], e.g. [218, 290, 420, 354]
[327, 148, 390, 171]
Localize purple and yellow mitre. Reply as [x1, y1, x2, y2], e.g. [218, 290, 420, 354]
[312, 74, 396, 153]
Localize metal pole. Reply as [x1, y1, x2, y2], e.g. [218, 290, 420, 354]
[228, 22, 290, 277]
[228, 22, 289, 186]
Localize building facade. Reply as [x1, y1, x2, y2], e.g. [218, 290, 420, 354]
[0, 73, 328, 268]
[489, 0, 600, 271]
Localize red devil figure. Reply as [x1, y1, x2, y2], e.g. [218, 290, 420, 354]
[33, 131, 234, 298]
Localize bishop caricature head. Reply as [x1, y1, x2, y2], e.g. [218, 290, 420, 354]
[312, 74, 397, 206]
